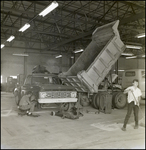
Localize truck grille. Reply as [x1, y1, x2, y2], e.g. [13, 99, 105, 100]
[39, 91, 77, 98]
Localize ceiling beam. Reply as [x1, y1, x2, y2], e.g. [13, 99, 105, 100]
[49, 11, 145, 49]
[29, 1, 108, 24]
[120, 12, 145, 25]
[48, 30, 94, 50]
[120, 1, 145, 9]
[1, 11, 82, 32]
[1, 26, 69, 38]
[1, 6, 36, 16]
[1, 46, 73, 54]
[119, 26, 144, 33]
[1, 6, 96, 26]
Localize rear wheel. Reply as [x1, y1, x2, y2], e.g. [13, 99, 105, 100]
[95, 94, 100, 109]
[15, 95, 19, 106]
[112, 92, 118, 108]
[113, 92, 127, 109]
[14, 91, 21, 106]
[98, 92, 106, 110]
[60, 103, 72, 111]
[92, 94, 98, 108]
[80, 94, 90, 106]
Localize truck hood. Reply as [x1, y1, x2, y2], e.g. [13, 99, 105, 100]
[40, 84, 76, 91]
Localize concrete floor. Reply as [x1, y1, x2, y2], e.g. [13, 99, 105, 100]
[1, 92, 145, 149]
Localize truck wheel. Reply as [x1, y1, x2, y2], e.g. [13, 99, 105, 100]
[80, 94, 90, 106]
[92, 94, 98, 108]
[98, 92, 106, 110]
[14, 91, 20, 106]
[112, 92, 118, 108]
[37, 103, 41, 109]
[113, 92, 127, 109]
[15, 95, 19, 106]
[60, 103, 72, 111]
[95, 94, 100, 109]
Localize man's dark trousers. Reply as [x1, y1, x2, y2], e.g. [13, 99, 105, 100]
[123, 101, 139, 128]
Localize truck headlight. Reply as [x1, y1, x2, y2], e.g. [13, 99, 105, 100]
[71, 92, 77, 98]
[40, 92, 47, 98]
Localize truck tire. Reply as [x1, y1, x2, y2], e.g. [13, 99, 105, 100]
[80, 94, 90, 106]
[60, 103, 72, 111]
[14, 91, 21, 106]
[112, 92, 118, 108]
[15, 95, 19, 106]
[113, 92, 127, 109]
[37, 103, 41, 109]
[98, 92, 106, 110]
[92, 94, 98, 108]
[95, 94, 100, 109]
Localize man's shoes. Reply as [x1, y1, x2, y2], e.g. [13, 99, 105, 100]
[134, 125, 139, 129]
[51, 111, 55, 116]
[121, 127, 126, 131]
[27, 113, 39, 117]
[27, 112, 32, 116]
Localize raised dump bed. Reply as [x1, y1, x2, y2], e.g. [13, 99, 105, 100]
[59, 20, 125, 94]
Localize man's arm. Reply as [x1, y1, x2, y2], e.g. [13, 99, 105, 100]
[26, 97, 31, 104]
[123, 88, 133, 94]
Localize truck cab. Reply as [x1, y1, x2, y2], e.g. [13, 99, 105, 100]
[18, 72, 77, 109]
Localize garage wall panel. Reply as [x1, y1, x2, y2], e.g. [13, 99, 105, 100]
[1, 48, 25, 82]
[118, 57, 145, 70]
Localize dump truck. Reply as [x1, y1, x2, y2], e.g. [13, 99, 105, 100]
[59, 20, 127, 113]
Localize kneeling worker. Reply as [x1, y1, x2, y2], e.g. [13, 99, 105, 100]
[19, 91, 37, 116]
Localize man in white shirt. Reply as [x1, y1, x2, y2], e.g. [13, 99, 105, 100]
[121, 79, 142, 131]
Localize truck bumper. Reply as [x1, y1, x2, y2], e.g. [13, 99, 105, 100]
[38, 98, 78, 103]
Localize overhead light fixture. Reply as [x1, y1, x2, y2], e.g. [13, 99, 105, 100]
[142, 55, 145, 57]
[39, 1, 59, 17]
[126, 45, 142, 49]
[1, 44, 5, 49]
[19, 23, 30, 32]
[10, 76, 17, 79]
[71, 56, 74, 59]
[135, 33, 145, 38]
[121, 53, 134, 56]
[73, 49, 84, 53]
[114, 70, 125, 71]
[126, 56, 137, 59]
[6, 35, 15, 42]
[55, 55, 62, 58]
[13, 53, 29, 57]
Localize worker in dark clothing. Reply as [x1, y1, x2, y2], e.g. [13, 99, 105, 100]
[19, 91, 37, 116]
[51, 104, 83, 119]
